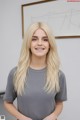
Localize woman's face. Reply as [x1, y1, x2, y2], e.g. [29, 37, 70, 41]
[30, 28, 50, 58]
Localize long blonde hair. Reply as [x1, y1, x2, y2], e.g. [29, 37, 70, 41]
[14, 22, 60, 95]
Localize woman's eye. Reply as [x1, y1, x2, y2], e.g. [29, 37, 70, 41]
[32, 38, 37, 41]
[43, 39, 48, 41]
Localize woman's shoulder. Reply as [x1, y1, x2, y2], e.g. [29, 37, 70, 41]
[58, 69, 66, 82]
[8, 66, 17, 76]
[7, 67, 17, 84]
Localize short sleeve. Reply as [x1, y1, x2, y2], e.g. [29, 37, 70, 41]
[3, 67, 17, 103]
[55, 70, 67, 102]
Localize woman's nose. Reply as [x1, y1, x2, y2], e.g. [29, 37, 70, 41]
[37, 39, 42, 45]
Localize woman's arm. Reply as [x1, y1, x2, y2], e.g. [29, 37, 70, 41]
[43, 101, 63, 120]
[4, 101, 32, 120]
[53, 101, 63, 118]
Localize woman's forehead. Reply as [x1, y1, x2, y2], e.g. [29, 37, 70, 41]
[33, 28, 47, 37]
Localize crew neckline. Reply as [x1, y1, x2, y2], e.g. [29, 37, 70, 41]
[29, 66, 47, 71]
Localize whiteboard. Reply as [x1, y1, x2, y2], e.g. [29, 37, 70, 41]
[22, 0, 80, 38]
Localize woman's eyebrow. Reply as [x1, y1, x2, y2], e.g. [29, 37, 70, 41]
[32, 36, 38, 38]
[42, 36, 48, 38]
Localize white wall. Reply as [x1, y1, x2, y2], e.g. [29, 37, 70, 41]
[0, 0, 80, 120]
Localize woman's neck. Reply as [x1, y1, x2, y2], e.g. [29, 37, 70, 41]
[30, 56, 47, 69]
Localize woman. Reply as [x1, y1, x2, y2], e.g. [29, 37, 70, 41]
[4, 22, 67, 120]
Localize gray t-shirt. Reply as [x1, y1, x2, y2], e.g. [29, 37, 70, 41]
[4, 67, 67, 120]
